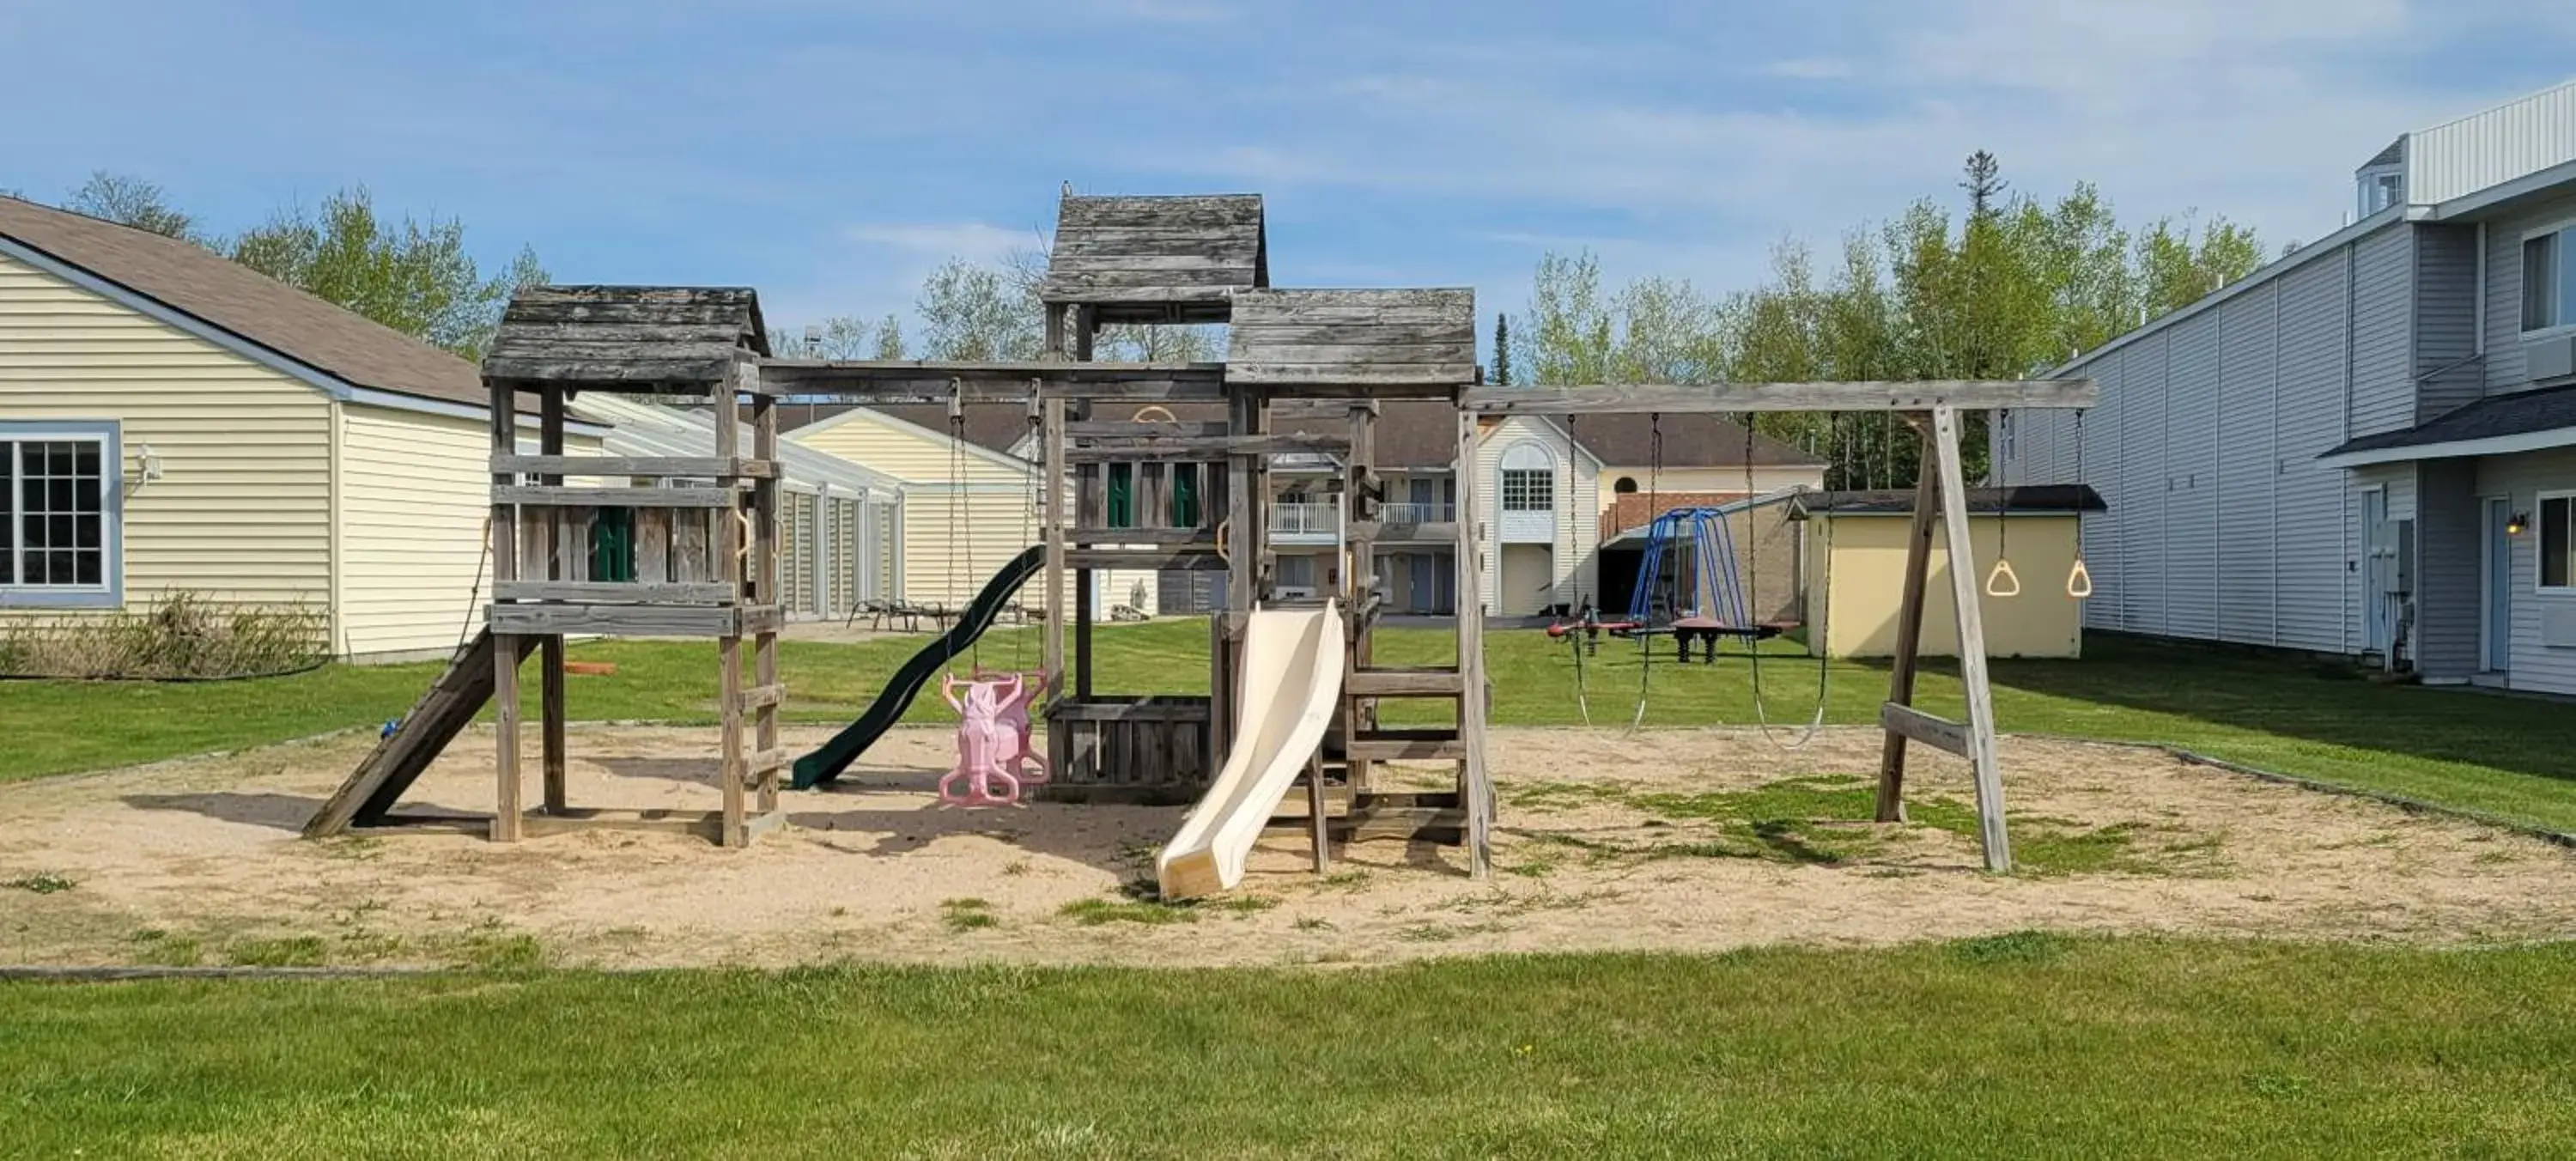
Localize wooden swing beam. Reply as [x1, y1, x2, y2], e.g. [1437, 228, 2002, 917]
[1460, 383, 2098, 874]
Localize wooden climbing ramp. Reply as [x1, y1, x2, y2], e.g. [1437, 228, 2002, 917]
[305, 629, 536, 836]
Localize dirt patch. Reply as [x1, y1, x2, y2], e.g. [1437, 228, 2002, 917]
[3, 726, 2573, 970]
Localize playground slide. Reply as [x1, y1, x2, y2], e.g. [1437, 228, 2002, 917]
[791, 544, 1047, 790]
[1156, 602, 1346, 901]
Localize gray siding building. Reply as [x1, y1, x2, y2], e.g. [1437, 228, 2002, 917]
[1997, 79, 2576, 696]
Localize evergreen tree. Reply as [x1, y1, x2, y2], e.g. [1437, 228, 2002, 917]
[1491, 313, 1512, 386]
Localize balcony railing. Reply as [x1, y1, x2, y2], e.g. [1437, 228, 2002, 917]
[1269, 502, 1338, 537]
[1378, 501, 1455, 526]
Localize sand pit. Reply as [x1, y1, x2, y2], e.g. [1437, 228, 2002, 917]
[3, 725, 2573, 970]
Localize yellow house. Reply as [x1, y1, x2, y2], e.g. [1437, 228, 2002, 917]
[1799, 486, 2104, 660]
[0, 195, 612, 662]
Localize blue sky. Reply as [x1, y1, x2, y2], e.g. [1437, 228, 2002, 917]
[4, 1, 2573, 337]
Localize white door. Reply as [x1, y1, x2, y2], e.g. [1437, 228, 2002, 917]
[2362, 488, 2393, 655]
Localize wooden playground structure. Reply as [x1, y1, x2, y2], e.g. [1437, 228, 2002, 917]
[306, 187, 2095, 880]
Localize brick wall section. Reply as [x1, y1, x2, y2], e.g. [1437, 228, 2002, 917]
[1603, 492, 1753, 539]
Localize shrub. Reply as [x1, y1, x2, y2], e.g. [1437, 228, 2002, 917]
[0, 592, 328, 679]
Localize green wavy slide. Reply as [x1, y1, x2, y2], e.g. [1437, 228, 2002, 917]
[791, 544, 1047, 790]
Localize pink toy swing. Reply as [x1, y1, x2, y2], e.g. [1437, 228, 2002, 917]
[936, 670, 1050, 807]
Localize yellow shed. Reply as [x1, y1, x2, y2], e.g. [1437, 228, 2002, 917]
[1799, 485, 2104, 660]
[0, 194, 612, 664]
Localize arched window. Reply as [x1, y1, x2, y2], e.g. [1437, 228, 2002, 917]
[1498, 443, 1554, 513]
[1613, 477, 1638, 495]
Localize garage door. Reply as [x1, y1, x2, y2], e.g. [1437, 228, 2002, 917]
[1498, 544, 1553, 617]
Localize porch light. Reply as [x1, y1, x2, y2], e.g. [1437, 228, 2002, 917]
[2508, 512, 2530, 537]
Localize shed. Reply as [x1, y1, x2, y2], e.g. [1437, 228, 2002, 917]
[1796, 485, 2106, 660]
[0, 194, 612, 663]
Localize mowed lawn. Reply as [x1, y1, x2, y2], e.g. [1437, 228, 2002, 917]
[5, 621, 2574, 834]
[3, 939, 2572, 1158]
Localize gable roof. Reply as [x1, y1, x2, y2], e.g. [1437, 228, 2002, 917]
[0, 194, 498, 412]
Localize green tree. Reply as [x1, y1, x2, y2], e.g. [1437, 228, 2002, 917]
[916, 258, 1040, 361]
[64, 171, 205, 245]
[871, 313, 906, 360]
[230, 187, 543, 358]
[1507, 153, 2264, 489]
[1490, 313, 1512, 386]
[1515, 252, 1616, 385]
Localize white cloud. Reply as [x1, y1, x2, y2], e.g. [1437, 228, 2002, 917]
[1129, 0, 2570, 307]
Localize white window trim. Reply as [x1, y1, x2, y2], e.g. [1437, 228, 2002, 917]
[2518, 219, 2576, 337]
[2538, 489, 2576, 596]
[0, 421, 124, 610]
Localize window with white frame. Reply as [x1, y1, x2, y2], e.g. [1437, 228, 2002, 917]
[3, 423, 119, 605]
[2524, 224, 2576, 332]
[2357, 167, 2404, 216]
[1498, 443, 1553, 513]
[2541, 492, 2575, 593]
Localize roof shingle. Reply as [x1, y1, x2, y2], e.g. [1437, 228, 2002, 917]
[0, 194, 493, 410]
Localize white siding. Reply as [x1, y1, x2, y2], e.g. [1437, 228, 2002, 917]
[2475, 447, 2576, 695]
[2117, 337, 2166, 633]
[1471, 416, 1595, 614]
[337, 404, 606, 660]
[2275, 249, 2353, 653]
[2413, 458, 2482, 678]
[2407, 81, 2576, 205]
[2075, 349, 2123, 628]
[2163, 313, 2221, 640]
[2348, 224, 2415, 437]
[2481, 188, 2576, 393]
[2414, 224, 2483, 419]
[0, 251, 331, 615]
[2216, 283, 2280, 644]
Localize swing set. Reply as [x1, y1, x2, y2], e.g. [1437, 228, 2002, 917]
[1470, 381, 2099, 872]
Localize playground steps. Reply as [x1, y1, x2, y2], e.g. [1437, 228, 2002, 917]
[1344, 726, 1468, 763]
[1268, 790, 1465, 845]
[306, 629, 537, 837]
[1346, 666, 1463, 697]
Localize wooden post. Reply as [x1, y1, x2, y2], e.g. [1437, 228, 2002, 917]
[489, 378, 522, 842]
[1306, 750, 1331, 874]
[1454, 404, 1493, 879]
[1075, 564, 1094, 698]
[1042, 396, 1067, 699]
[538, 386, 568, 814]
[1345, 402, 1378, 794]
[1930, 406, 2011, 872]
[752, 390, 781, 819]
[714, 376, 748, 848]
[1874, 417, 1939, 824]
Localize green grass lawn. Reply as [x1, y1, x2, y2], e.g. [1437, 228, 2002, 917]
[5, 620, 2572, 835]
[5, 938, 2573, 1158]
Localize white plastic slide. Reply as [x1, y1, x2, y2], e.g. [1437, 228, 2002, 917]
[1156, 601, 1346, 900]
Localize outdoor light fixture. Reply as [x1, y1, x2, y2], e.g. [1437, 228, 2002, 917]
[2508, 512, 2530, 537]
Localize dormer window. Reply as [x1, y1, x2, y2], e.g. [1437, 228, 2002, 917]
[2358, 165, 2405, 216]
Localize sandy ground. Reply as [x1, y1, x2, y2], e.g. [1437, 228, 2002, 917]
[3, 725, 2573, 970]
